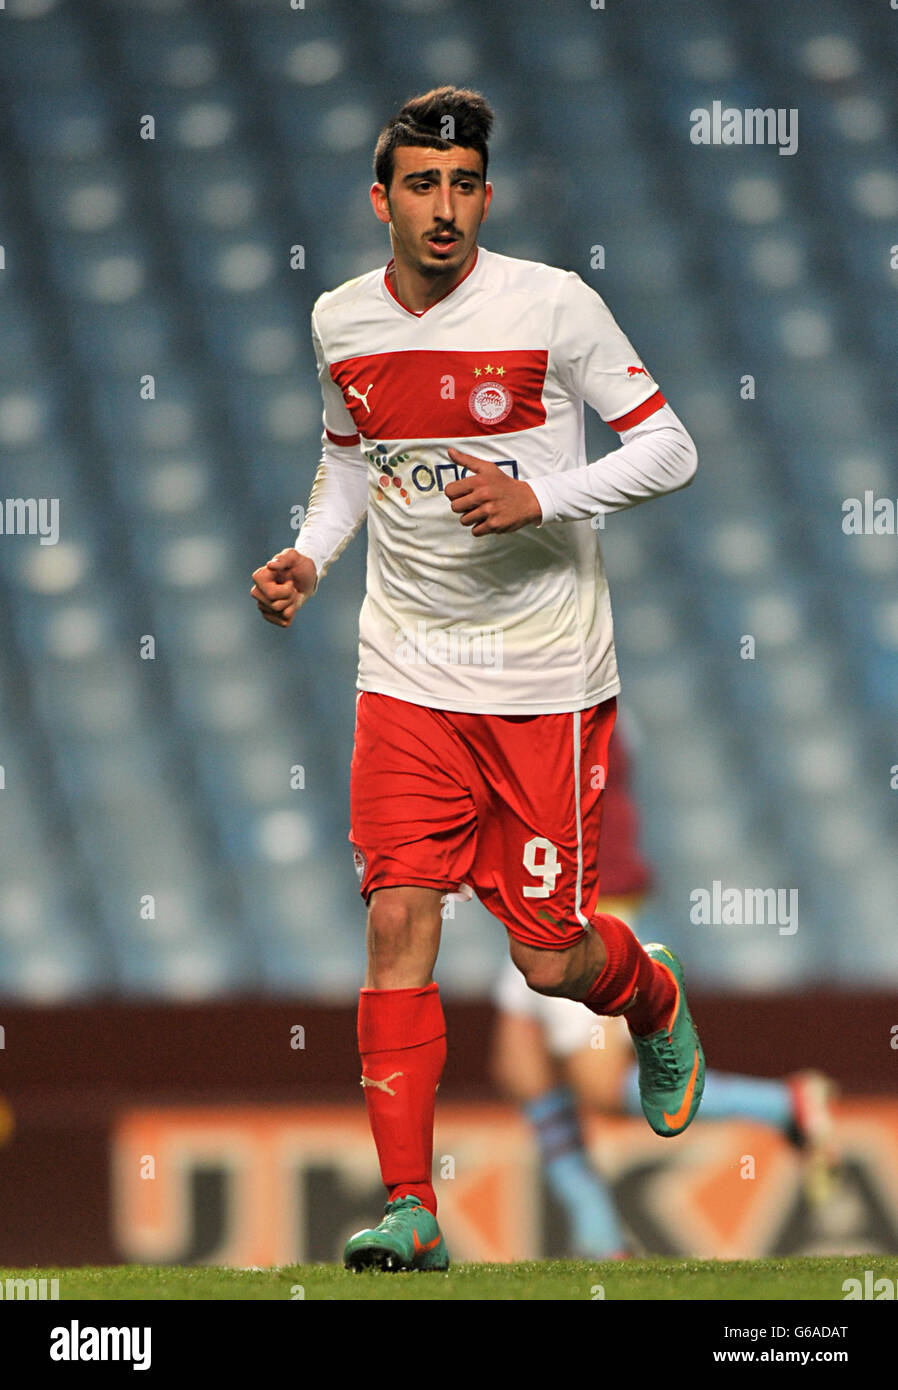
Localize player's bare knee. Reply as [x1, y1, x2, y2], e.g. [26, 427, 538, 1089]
[367, 892, 415, 945]
[365, 888, 442, 989]
[367, 888, 441, 956]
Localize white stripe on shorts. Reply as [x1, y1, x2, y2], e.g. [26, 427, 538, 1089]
[572, 710, 589, 927]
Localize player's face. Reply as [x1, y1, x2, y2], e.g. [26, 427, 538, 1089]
[371, 145, 492, 278]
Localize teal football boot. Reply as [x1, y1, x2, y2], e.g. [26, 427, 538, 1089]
[343, 1194, 450, 1272]
[630, 943, 705, 1138]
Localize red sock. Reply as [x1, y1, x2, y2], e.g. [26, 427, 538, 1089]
[357, 982, 446, 1216]
[582, 913, 676, 1037]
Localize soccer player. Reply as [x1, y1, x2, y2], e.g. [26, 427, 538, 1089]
[491, 722, 835, 1258]
[251, 86, 704, 1272]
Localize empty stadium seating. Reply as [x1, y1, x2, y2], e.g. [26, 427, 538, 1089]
[0, 0, 893, 997]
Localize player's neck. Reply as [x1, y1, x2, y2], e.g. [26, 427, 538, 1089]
[387, 245, 478, 314]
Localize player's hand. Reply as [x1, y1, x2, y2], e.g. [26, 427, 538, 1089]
[444, 448, 542, 536]
[250, 549, 318, 628]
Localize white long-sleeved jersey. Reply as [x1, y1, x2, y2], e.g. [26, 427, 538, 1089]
[295, 246, 696, 715]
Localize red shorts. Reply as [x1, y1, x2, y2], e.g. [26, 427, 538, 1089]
[348, 691, 617, 950]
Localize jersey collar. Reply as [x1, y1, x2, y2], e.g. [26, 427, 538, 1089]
[381, 246, 483, 318]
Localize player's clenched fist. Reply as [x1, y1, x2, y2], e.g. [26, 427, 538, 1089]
[250, 549, 318, 628]
[444, 447, 542, 536]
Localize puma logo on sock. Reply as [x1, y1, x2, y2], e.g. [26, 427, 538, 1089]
[360, 1071, 403, 1096]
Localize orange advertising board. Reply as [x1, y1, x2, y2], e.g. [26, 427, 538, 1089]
[112, 1101, 898, 1265]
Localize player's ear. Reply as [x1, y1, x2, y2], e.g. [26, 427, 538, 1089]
[370, 182, 391, 225]
[480, 182, 493, 223]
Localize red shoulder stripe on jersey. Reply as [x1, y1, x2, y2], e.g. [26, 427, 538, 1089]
[325, 427, 361, 445]
[608, 389, 666, 432]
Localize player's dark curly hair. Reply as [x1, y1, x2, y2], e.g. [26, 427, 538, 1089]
[374, 85, 494, 193]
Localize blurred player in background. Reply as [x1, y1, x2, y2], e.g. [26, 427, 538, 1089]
[491, 721, 835, 1257]
[252, 85, 706, 1273]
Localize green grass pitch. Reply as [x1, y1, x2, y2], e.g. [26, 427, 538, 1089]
[0, 1256, 889, 1301]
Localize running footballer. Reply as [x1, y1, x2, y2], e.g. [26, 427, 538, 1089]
[250, 86, 705, 1273]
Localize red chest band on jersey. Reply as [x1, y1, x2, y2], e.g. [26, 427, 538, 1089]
[330, 349, 548, 440]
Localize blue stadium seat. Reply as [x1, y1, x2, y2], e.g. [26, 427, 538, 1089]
[9, 91, 113, 159]
[0, 12, 91, 90]
[69, 302, 176, 377]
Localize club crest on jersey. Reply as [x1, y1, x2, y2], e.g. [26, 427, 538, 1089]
[468, 380, 513, 426]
